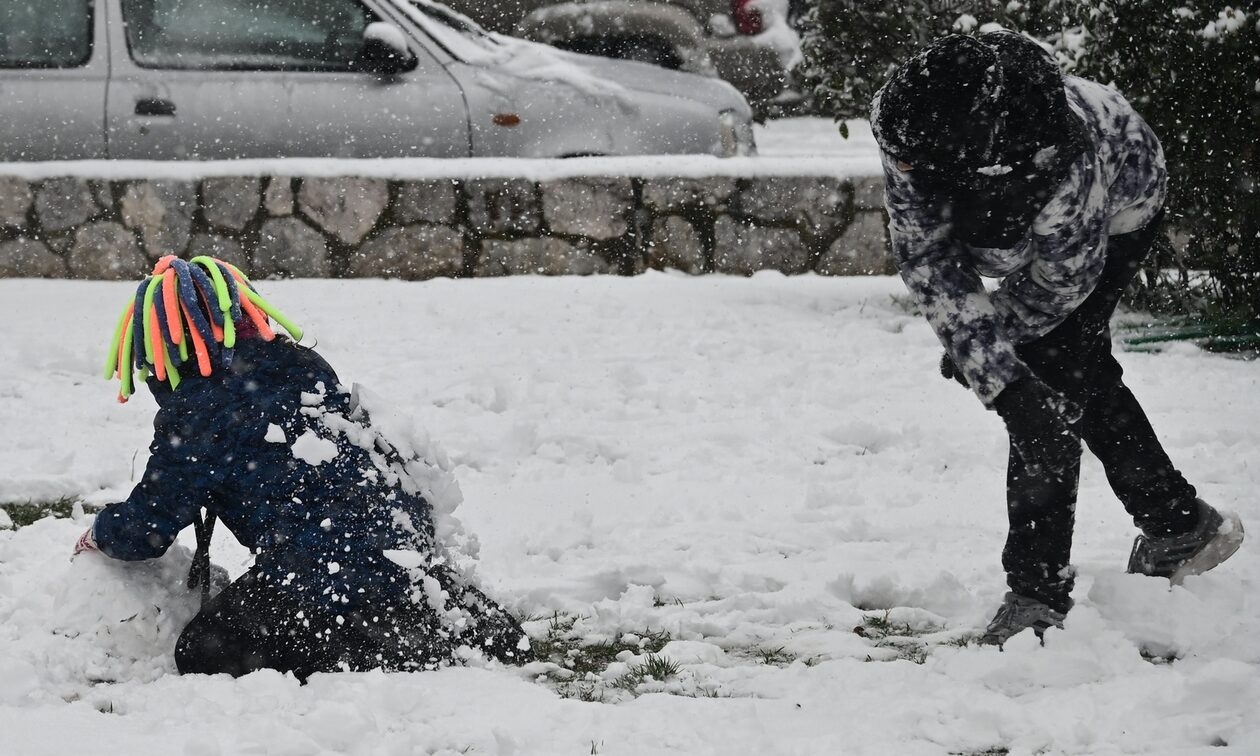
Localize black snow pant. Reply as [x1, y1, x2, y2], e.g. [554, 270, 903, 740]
[1004, 211, 1200, 613]
[175, 566, 529, 680]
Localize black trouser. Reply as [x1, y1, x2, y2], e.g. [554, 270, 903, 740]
[175, 566, 529, 680]
[1004, 213, 1199, 612]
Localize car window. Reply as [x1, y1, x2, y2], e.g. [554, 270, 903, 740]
[120, 0, 375, 70]
[0, 0, 93, 68]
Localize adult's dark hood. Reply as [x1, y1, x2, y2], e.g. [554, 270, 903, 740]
[871, 31, 1087, 248]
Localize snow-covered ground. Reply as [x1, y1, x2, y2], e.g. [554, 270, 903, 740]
[754, 117, 877, 158]
[2, 275, 1258, 755]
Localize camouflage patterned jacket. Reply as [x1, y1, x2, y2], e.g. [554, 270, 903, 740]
[880, 77, 1167, 406]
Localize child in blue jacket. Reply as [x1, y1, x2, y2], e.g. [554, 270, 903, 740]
[74, 256, 529, 678]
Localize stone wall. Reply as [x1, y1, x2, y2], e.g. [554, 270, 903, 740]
[0, 174, 891, 279]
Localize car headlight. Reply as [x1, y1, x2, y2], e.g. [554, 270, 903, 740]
[719, 110, 756, 157]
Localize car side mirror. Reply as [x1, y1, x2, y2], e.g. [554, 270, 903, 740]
[357, 22, 417, 75]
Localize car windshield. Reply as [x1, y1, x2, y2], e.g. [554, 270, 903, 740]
[390, 0, 502, 63]
[405, 0, 489, 38]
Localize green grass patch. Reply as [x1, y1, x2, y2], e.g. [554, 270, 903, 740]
[1117, 314, 1260, 354]
[853, 610, 974, 664]
[753, 645, 797, 666]
[610, 653, 681, 692]
[524, 611, 678, 701]
[0, 496, 95, 529]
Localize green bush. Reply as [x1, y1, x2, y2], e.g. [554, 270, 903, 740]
[796, 1, 1074, 124]
[1068, 2, 1260, 322]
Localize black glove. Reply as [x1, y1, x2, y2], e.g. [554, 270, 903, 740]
[939, 351, 970, 389]
[993, 377, 1083, 476]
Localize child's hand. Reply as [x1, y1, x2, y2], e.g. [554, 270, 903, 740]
[72, 527, 98, 557]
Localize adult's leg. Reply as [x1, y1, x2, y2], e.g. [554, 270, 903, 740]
[1002, 445, 1081, 613]
[1004, 212, 1196, 605]
[1070, 219, 1199, 537]
[1004, 269, 1096, 613]
[1080, 380, 1198, 536]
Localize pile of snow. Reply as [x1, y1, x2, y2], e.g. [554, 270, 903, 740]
[1, 275, 1258, 754]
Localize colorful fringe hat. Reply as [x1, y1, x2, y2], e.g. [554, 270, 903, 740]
[105, 256, 303, 403]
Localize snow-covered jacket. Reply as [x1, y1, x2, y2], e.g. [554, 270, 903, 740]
[881, 77, 1166, 405]
[93, 338, 436, 611]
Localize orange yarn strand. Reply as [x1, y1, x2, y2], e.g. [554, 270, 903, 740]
[149, 306, 167, 382]
[239, 294, 275, 341]
[162, 269, 183, 345]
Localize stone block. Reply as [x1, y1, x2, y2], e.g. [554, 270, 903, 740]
[642, 177, 736, 213]
[817, 213, 892, 276]
[0, 178, 33, 229]
[395, 180, 458, 225]
[36, 178, 99, 233]
[0, 238, 66, 277]
[120, 181, 196, 257]
[67, 222, 146, 280]
[647, 216, 705, 274]
[465, 179, 540, 235]
[298, 177, 388, 245]
[541, 177, 633, 240]
[264, 177, 294, 216]
[187, 234, 250, 270]
[850, 175, 886, 211]
[201, 177, 261, 231]
[43, 233, 74, 254]
[255, 218, 329, 277]
[713, 217, 810, 275]
[350, 225, 464, 280]
[475, 237, 608, 277]
[91, 180, 114, 211]
[735, 177, 847, 236]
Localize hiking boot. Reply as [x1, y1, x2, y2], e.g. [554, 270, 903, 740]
[979, 592, 1067, 647]
[1127, 499, 1244, 585]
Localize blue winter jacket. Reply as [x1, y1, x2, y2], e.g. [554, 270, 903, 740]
[93, 338, 435, 611]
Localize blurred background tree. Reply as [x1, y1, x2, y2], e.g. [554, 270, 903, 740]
[797, 1, 1259, 344]
[1071, 2, 1259, 338]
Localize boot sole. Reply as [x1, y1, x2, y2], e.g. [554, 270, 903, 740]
[1170, 512, 1245, 586]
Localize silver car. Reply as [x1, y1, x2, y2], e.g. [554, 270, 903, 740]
[0, 0, 755, 161]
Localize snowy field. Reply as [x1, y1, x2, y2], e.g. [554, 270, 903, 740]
[1, 274, 1258, 755]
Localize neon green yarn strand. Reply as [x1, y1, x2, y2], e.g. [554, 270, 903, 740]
[223, 262, 252, 287]
[104, 305, 130, 379]
[119, 320, 135, 399]
[164, 349, 181, 390]
[242, 287, 304, 342]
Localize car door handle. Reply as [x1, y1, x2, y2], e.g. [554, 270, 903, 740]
[135, 98, 176, 117]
